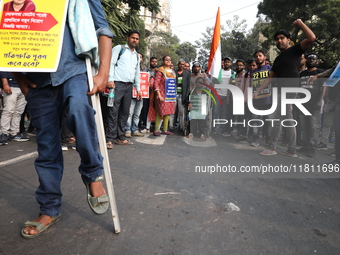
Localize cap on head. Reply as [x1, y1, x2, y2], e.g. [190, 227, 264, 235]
[192, 61, 201, 67]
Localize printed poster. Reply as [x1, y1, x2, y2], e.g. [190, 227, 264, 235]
[0, 0, 69, 72]
[165, 78, 176, 102]
[133, 72, 150, 98]
[252, 70, 271, 99]
[189, 94, 207, 118]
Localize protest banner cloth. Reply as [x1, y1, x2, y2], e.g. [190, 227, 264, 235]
[0, 0, 68, 72]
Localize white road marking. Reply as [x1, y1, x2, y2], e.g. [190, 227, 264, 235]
[154, 192, 181, 195]
[182, 137, 217, 147]
[0, 151, 38, 167]
[231, 142, 265, 150]
[134, 134, 167, 145]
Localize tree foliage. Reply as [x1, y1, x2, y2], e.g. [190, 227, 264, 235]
[175, 42, 197, 63]
[257, 0, 340, 68]
[196, 15, 262, 70]
[101, 0, 160, 53]
[147, 31, 196, 66]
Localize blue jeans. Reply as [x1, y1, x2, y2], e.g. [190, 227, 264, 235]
[268, 92, 297, 153]
[299, 110, 320, 149]
[125, 98, 143, 133]
[26, 74, 103, 217]
[212, 96, 229, 133]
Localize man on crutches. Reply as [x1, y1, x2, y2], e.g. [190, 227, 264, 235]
[13, 0, 120, 238]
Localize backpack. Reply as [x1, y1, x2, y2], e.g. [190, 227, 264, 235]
[115, 45, 139, 67]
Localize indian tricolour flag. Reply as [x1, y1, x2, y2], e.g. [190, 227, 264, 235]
[207, 7, 222, 83]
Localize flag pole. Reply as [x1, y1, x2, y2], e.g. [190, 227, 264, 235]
[207, 7, 222, 82]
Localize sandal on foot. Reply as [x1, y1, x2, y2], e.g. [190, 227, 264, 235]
[114, 139, 133, 145]
[107, 141, 113, 149]
[260, 149, 277, 156]
[82, 175, 109, 215]
[21, 214, 61, 239]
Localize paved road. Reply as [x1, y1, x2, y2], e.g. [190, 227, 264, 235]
[1, 132, 339, 255]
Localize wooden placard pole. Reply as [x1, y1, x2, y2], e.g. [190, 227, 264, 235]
[86, 57, 121, 233]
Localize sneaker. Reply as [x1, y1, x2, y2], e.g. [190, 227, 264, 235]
[0, 133, 9, 145]
[132, 131, 144, 137]
[280, 150, 297, 158]
[200, 134, 206, 140]
[71, 145, 76, 150]
[250, 140, 259, 147]
[12, 133, 29, 142]
[329, 151, 336, 157]
[125, 131, 132, 138]
[260, 149, 277, 156]
[221, 132, 231, 137]
[61, 145, 68, 151]
[306, 148, 316, 158]
[140, 129, 147, 134]
[317, 143, 328, 151]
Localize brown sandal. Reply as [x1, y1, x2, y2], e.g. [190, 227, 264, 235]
[114, 139, 133, 145]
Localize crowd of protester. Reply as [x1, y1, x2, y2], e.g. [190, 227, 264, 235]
[0, 26, 338, 162]
[1, 5, 339, 238]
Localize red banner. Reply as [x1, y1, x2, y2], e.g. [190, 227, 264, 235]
[0, 11, 58, 31]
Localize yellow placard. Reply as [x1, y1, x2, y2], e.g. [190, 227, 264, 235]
[0, 0, 69, 72]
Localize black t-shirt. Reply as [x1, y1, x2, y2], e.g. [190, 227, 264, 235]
[300, 68, 325, 111]
[272, 43, 305, 87]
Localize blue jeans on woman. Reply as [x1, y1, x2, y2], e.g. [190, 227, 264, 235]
[26, 73, 103, 217]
